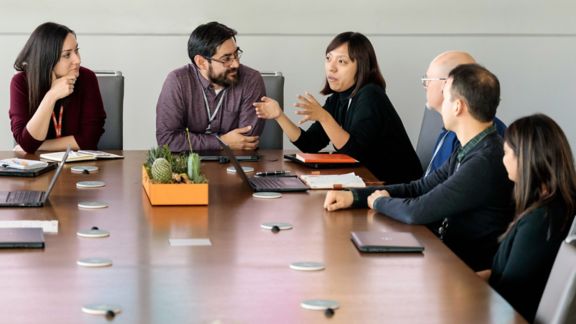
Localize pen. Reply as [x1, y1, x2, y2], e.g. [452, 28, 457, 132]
[255, 170, 291, 177]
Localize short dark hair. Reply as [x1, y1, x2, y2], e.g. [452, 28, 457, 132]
[505, 113, 576, 230]
[14, 22, 75, 114]
[448, 63, 500, 122]
[188, 22, 237, 65]
[320, 32, 386, 97]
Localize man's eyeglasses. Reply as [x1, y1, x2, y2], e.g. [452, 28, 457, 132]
[205, 48, 243, 67]
[421, 77, 447, 88]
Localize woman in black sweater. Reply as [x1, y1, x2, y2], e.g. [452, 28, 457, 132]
[253, 32, 422, 184]
[478, 114, 576, 322]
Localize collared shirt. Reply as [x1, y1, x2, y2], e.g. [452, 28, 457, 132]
[456, 124, 497, 168]
[425, 117, 507, 176]
[155, 63, 266, 152]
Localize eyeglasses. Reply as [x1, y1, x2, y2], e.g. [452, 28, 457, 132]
[421, 77, 447, 88]
[205, 47, 243, 67]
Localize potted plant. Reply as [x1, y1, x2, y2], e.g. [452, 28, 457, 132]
[142, 129, 208, 205]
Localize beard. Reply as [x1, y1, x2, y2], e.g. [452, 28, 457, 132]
[208, 65, 239, 88]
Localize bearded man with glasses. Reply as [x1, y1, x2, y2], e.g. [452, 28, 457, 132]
[156, 21, 265, 151]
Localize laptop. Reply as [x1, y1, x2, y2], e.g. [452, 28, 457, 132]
[216, 137, 309, 192]
[351, 231, 425, 253]
[0, 147, 69, 207]
[0, 228, 45, 248]
[284, 153, 360, 169]
[196, 150, 259, 162]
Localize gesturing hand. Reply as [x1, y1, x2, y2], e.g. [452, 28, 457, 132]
[253, 96, 282, 119]
[294, 92, 328, 124]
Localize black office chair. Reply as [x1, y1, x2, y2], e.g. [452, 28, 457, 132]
[415, 106, 443, 171]
[95, 71, 124, 150]
[259, 72, 284, 150]
[534, 217, 576, 324]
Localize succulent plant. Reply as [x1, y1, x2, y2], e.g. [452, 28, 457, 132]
[144, 130, 206, 184]
[151, 158, 172, 183]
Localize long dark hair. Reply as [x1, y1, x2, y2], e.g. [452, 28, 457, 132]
[320, 32, 385, 97]
[505, 114, 576, 228]
[14, 22, 75, 114]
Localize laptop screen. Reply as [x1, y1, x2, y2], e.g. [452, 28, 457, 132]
[214, 136, 253, 190]
[42, 147, 70, 203]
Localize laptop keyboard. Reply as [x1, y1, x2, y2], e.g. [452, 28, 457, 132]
[6, 191, 43, 203]
[250, 177, 283, 189]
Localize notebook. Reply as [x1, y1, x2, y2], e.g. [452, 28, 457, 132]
[216, 137, 309, 192]
[284, 153, 360, 169]
[351, 231, 425, 253]
[0, 228, 45, 248]
[40, 150, 123, 163]
[0, 147, 69, 207]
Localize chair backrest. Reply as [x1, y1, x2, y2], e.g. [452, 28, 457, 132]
[95, 71, 124, 150]
[535, 217, 576, 324]
[415, 106, 443, 170]
[259, 72, 284, 150]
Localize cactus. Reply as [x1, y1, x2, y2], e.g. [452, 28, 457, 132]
[151, 158, 172, 183]
[187, 153, 202, 183]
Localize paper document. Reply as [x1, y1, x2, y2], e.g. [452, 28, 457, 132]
[169, 238, 212, 247]
[0, 220, 58, 233]
[40, 150, 123, 163]
[0, 158, 48, 170]
[299, 172, 366, 189]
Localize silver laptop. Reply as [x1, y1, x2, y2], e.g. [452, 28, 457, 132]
[0, 147, 69, 207]
[351, 231, 425, 253]
[215, 136, 309, 192]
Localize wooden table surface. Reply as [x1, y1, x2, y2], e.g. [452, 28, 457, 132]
[0, 150, 525, 323]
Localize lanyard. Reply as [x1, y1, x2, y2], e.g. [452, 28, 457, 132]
[51, 105, 64, 138]
[201, 89, 226, 134]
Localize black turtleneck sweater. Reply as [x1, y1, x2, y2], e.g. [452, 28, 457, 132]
[292, 83, 422, 184]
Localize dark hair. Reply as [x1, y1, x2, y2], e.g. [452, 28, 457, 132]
[188, 22, 237, 65]
[14, 22, 75, 114]
[505, 113, 576, 228]
[448, 63, 500, 122]
[320, 32, 386, 97]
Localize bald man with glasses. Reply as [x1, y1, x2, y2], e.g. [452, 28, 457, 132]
[421, 51, 507, 176]
[156, 21, 265, 152]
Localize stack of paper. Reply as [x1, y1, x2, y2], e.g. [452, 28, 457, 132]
[40, 150, 123, 163]
[299, 172, 366, 189]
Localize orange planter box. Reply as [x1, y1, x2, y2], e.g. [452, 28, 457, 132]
[142, 166, 208, 205]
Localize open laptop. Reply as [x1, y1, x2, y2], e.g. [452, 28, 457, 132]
[216, 136, 309, 192]
[351, 231, 425, 253]
[0, 147, 69, 207]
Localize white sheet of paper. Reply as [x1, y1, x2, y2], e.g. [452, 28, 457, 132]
[169, 238, 212, 247]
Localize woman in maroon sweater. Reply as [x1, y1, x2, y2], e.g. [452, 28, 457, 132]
[9, 22, 106, 153]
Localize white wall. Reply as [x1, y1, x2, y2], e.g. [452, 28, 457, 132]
[2, 1, 576, 151]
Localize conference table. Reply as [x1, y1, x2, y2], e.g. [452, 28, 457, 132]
[0, 150, 525, 323]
